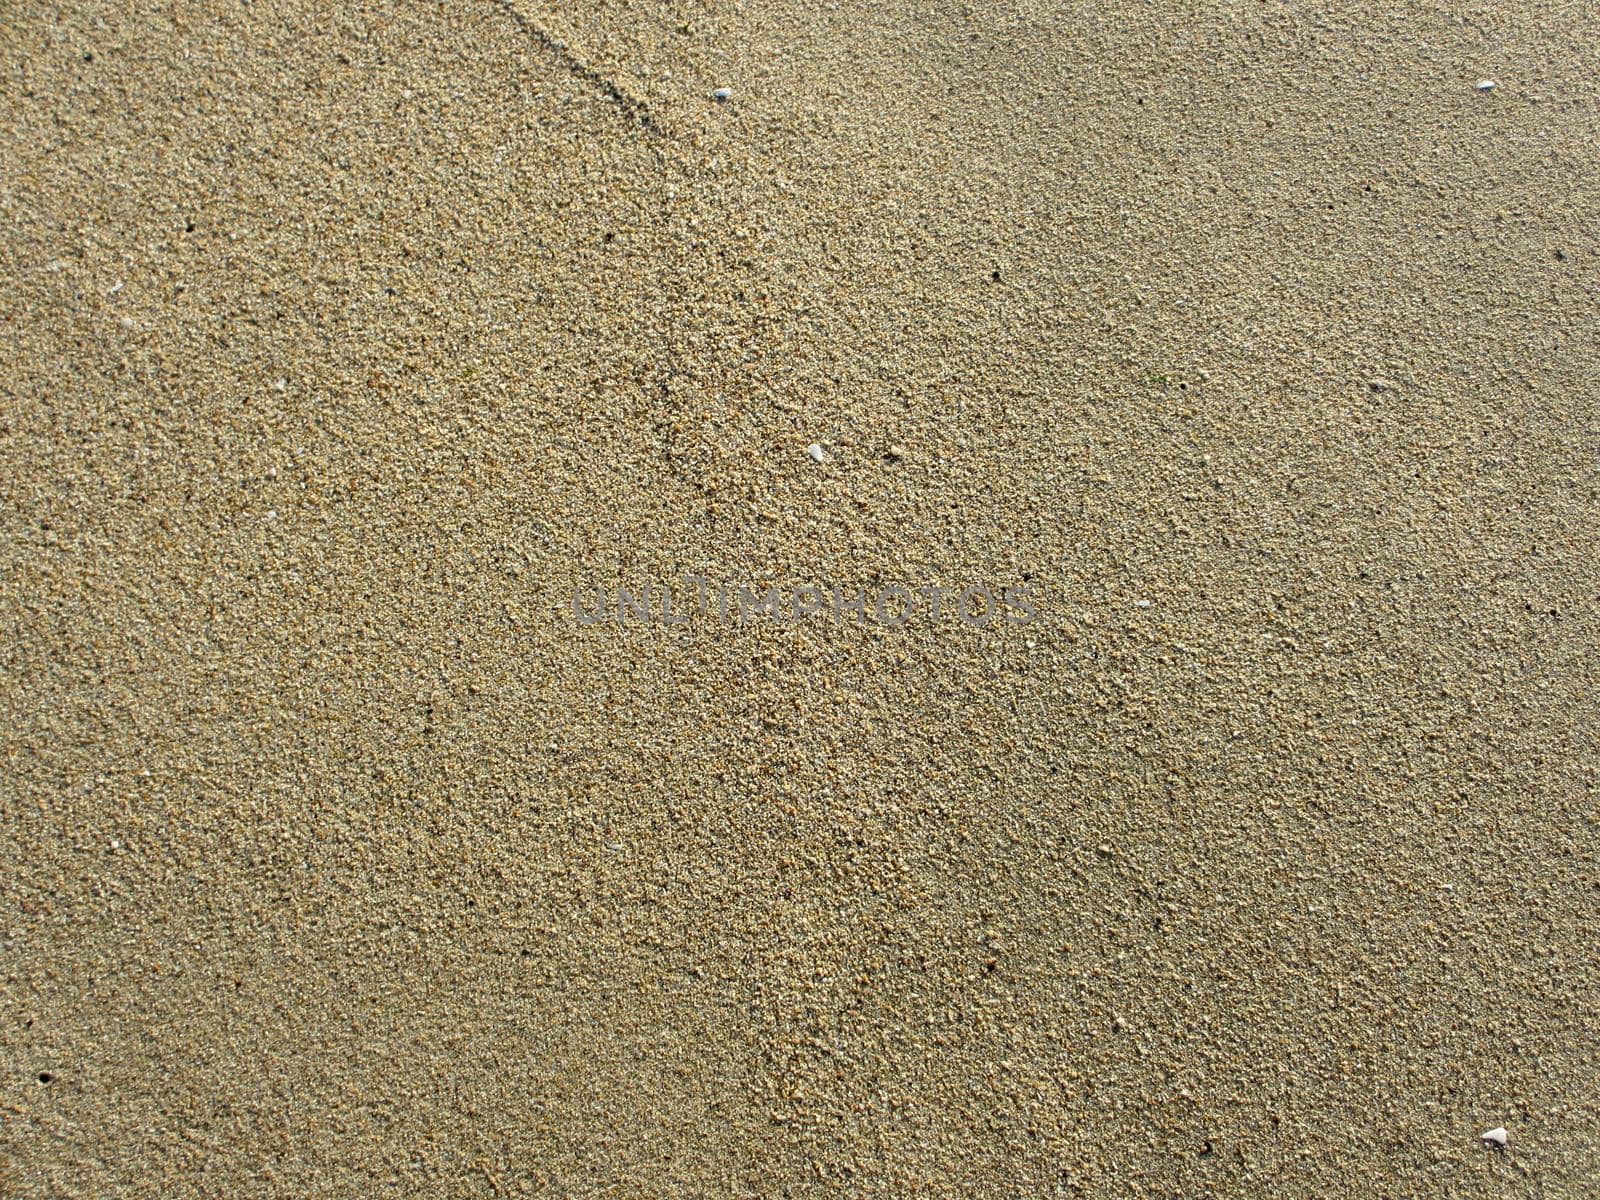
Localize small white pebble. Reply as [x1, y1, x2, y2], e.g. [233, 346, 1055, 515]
[712, 87, 732, 101]
[273, 378, 287, 392]
[1475, 79, 1497, 92]
[107, 280, 123, 295]
[265, 510, 277, 521]
[1481, 1127, 1508, 1148]
[807, 443, 827, 463]
[1135, 598, 1151, 609]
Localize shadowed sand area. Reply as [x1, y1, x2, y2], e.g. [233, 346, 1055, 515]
[2, 1, 1597, 1195]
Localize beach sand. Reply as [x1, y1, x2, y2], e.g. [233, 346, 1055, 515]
[2, 1, 1597, 1194]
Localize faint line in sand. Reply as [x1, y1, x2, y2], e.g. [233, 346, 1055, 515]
[490, 0, 664, 136]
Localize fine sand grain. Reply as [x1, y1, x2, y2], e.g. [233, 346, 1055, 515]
[2, 1, 1598, 1195]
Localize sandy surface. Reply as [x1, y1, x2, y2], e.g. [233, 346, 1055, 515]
[2, 1, 1598, 1195]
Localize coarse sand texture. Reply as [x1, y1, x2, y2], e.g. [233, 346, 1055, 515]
[2, 1, 1598, 1196]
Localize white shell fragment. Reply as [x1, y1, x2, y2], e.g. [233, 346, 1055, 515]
[1481, 1127, 1508, 1148]
[807, 443, 827, 463]
[712, 87, 732, 101]
[1475, 79, 1497, 92]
